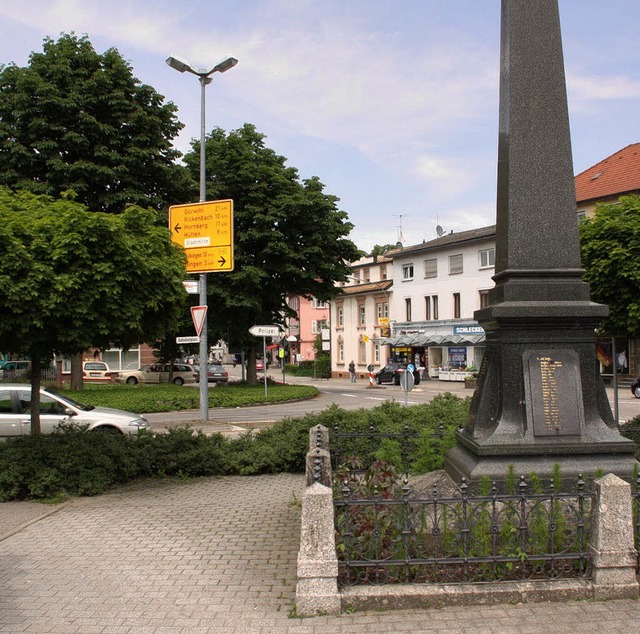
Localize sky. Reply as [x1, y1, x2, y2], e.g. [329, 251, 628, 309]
[0, 0, 639, 253]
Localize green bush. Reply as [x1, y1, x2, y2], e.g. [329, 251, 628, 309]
[0, 394, 472, 502]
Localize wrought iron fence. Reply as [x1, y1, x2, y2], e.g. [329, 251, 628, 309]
[331, 422, 445, 477]
[334, 469, 594, 586]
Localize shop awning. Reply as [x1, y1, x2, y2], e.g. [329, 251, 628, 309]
[266, 343, 280, 350]
[373, 332, 485, 347]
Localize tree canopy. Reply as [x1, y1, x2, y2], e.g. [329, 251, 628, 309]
[0, 33, 192, 214]
[579, 195, 640, 338]
[182, 124, 360, 378]
[0, 187, 187, 431]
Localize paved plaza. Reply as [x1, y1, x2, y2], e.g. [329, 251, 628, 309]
[1, 472, 640, 633]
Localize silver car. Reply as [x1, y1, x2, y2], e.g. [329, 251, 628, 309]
[115, 363, 197, 386]
[0, 384, 149, 437]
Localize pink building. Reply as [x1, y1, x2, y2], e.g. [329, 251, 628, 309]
[285, 295, 329, 363]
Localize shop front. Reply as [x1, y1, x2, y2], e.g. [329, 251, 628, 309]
[375, 323, 486, 381]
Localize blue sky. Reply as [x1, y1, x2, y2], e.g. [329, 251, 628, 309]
[1, 1, 639, 252]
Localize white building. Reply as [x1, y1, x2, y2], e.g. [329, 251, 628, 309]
[330, 227, 498, 381]
[330, 254, 392, 379]
[386, 225, 496, 378]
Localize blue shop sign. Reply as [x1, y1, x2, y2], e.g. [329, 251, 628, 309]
[448, 347, 467, 355]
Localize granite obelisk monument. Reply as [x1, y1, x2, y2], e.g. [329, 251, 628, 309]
[444, 0, 638, 483]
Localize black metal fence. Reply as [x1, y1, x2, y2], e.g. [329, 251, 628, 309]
[330, 424, 595, 586]
[334, 473, 593, 586]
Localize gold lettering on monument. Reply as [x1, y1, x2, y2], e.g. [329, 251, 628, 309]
[537, 356, 562, 432]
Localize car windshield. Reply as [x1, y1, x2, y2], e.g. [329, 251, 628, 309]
[45, 387, 95, 412]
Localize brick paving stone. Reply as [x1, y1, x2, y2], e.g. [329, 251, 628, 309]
[2, 473, 640, 633]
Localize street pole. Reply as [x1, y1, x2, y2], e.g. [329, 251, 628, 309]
[166, 54, 238, 423]
[198, 75, 209, 422]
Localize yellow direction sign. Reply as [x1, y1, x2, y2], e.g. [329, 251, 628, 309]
[169, 199, 234, 273]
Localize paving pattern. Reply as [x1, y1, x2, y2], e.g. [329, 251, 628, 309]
[1, 473, 640, 633]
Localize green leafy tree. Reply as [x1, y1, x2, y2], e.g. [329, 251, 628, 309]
[0, 33, 194, 386]
[0, 33, 191, 213]
[579, 195, 640, 338]
[370, 244, 395, 257]
[183, 124, 360, 383]
[0, 188, 187, 433]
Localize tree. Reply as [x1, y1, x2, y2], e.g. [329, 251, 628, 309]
[183, 124, 360, 383]
[0, 33, 194, 386]
[370, 244, 395, 257]
[579, 195, 640, 338]
[0, 187, 187, 433]
[0, 33, 192, 214]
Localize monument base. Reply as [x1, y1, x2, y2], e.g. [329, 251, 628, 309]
[444, 443, 639, 488]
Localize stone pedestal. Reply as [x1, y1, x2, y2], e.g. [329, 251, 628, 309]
[444, 0, 638, 484]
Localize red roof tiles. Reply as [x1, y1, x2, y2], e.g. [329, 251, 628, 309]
[575, 143, 640, 204]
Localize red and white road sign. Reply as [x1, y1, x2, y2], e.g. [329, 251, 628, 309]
[190, 306, 208, 337]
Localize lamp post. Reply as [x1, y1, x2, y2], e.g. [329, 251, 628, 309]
[166, 53, 238, 421]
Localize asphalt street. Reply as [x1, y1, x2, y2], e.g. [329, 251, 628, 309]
[145, 366, 639, 434]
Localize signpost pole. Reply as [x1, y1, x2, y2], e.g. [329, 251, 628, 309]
[198, 75, 209, 422]
[263, 337, 268, 397]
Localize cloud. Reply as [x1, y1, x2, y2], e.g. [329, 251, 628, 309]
[568, 72, 640, 101]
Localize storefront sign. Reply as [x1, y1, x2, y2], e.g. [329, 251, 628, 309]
[453, 325, 485, 335]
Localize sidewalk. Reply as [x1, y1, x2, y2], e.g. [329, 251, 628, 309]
[1, 473, 640, 633]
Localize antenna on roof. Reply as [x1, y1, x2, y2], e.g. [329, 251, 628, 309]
[393, 213, 411, 244]
[436, 225, 444, 237]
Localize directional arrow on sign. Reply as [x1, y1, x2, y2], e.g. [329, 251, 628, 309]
[173, 223, 182, 234]
[218, 256, 226, 266]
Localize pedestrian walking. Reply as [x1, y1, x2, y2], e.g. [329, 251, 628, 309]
[348, 360, 356, 383]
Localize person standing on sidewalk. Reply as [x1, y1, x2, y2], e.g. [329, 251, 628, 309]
[348, 360, 356, 383]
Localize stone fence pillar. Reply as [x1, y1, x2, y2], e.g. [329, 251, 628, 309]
[590, 473, 639, 599]
[295, 482, 340, 616]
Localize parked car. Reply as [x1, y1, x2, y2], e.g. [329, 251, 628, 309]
[82, 361, 113, 384]
[0, 384, 149, 436]
[374, 363, 421, 386]
[256, 359, 269, 371]
[0, 360, 31, 379]
[114, 363, 197, 386]
[631, 378, 640, 399]
[196, 363, 229, 384]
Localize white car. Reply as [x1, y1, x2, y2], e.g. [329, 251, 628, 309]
[0, 384, 149, 437]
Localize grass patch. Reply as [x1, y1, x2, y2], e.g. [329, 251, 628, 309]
[54, 382, 318, 414]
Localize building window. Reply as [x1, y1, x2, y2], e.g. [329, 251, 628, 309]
[453, 293, 461, 319]
[405, 298, 412, 321]
[380, 265, 387, 280]
[338, 342, 344, 363]
[479, 289, 490, 309]
[425, 296, 431, 320]
[359, 341, 367, 363]
[376, 303, 383, 322]
[479, 248, 495, 269]
[449, 254, 463, 275]
[312, 298, 327, 308]
[383, 302, 388, 318]
[311, 320, 319, 334]
[402, 264, 414, 280]
[374, 344, 380, 363]
[337, 305, 344, 327]
[363, 268, 370, 282]
[423, 258, 437, 278]
[432, 295, 439, 320]
[358, 304, 366, 326]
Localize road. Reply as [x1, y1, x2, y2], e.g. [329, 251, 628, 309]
[145, 365, 639, 433]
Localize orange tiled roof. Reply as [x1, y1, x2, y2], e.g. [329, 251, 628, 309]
[575, 143, 640, 204]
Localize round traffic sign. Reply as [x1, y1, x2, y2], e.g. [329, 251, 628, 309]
[399, 370, 415, 392]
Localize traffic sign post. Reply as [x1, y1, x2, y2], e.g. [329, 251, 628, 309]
[400, 367, 415, 407]
[170, 199, 234, 423]
[249, 325, 282, 397]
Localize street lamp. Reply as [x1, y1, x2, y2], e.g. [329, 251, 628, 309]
[166, 53, 238, 421]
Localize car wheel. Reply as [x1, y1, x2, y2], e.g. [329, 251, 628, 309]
[393, 375, 400, 385]
[126, 376, 138, 385]
[414, 375, 421, 385]
[634, 385, 640, 399]
[173, 377, 185, 386]
[376, 375, 382, 385]
[93, 426, 122, 434]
